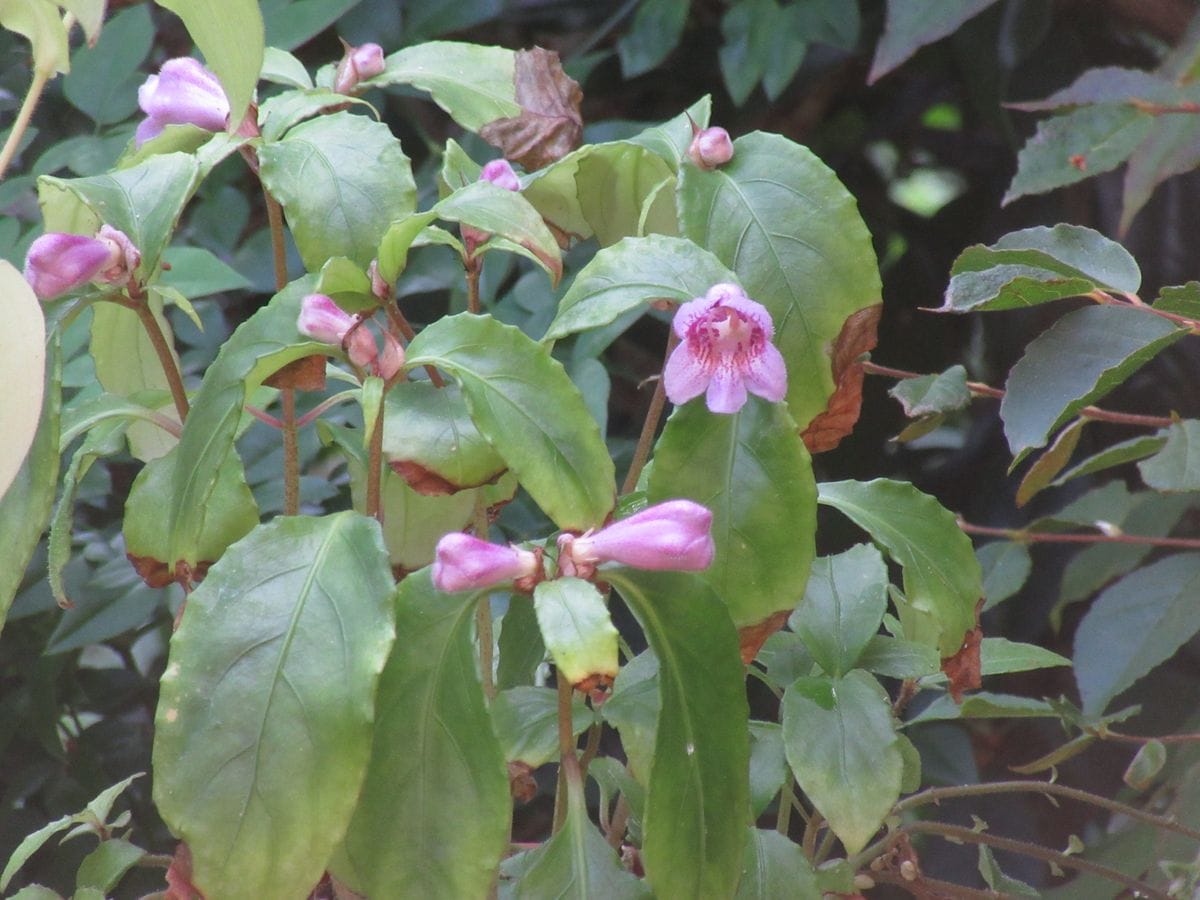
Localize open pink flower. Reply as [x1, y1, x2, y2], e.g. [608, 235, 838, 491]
[135, 57, 230, 147]
[433, 533, 541, 592]
[334, 42, 386, 94]
[663, 283, 787, 414]
[23, 225, 140, 300]
[557, 500, 714, 578]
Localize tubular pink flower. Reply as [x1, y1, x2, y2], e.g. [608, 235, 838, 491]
[334, 42, 386, 94]
[23, 227, 140, 300]
[135, 57, 230, 147]
[688, 126, 734, 169]
[558, 500, 715, 575]
[663, 283, 787, 414]
[297, 293, 379, 370]
[433, 533, 541, 592]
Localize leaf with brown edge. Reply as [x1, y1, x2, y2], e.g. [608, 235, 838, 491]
[738, 608, 791, 664]
[801, 305, 881, 454]
[480, 47, 582, 171]
[941, 599, 984, 703]
[262, 354, 327, 391]
[1016, 418, 1085, 507]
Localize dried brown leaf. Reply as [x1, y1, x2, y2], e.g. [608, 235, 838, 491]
[263, 354, 328, 391]
[738, 608, 791, 664]
[801, 304, 882, 453]
[480, 47, 583, 171]
[941, 598, 984, 703]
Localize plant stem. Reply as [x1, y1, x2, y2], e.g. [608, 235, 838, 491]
[384, 301, 445, 387]
[263, 188, 289, 292]
[621, 330, 678, 495]
[365, 394, 384, 522]
[578, 722, 603, 780]
[472, 494, 496, 701]
[606, 795, 630, 851]
[130, 300, 190, 423]
[1099, 728, 1200, 745]
[862, 360, 1173, 429]
[958, 518, 1200, 551]
[466, 257, 482, 314]
[775, 777, 795, 838]
[281, 388, 299, 515]
[867, 870, 1008, 899]
[553, 674, 580, 834]
[0, 66, 51, 181]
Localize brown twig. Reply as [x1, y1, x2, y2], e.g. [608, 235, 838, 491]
[957, 518, 1200, 551]
[621, 330, 679, 495]
[128, 298, 190, 423]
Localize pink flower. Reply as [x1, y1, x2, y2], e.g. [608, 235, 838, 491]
[687, 126, 734, 169]
[433, 533, 542, 592]
[663, 283, 787, 414]
[23, 226, 140, 300]
[334, 42, 386, 94]
[135, 57, 230, 147]
[463, 159, 521, 255]
[557, 500, 715, 577]
[377, 331, 405, 381]
[297, 294, 407, 379]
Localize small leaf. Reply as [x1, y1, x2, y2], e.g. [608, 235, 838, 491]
[617, 0, 689, 78]
[1123, 739, 1166, 790]
[1051, 433, 1166, 487]
[533, 578, 619, 693]
[978, 845, 1040, 896]
[977, 541, 1032, 610]
[889, 365, 970, 417]
[491, 686, 592, 768]
[628, 96, 712, 168]
[782, 670, 902, 855]
[1010, 735, 1096, 775]
[1119, 113, 1200, 234]
[747, 723, 789, 818]
[907, 692, 1059, 725]
[1000, 305, 1183, 463]
[371, 42, 519, 131]
[76, 839, 145, 893]
[1016, 418, 1086, 506]
[1138, 420, 1200, 491]
[790, 544, 888, 677]
[801, 305, 881, 453]
[480, 47, 582, 170]
[1074, 553, 1200, 715]
[1153, 280, 1200, 318]
[869, 0, 1002, 83]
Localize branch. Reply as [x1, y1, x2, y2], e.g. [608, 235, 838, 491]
[958, 518, 1200, 551]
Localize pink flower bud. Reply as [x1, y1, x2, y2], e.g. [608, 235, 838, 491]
[23, 227, 140, 300]
[558, 500, 715, 576]
[368, 258, 391, 301]
[375, 331, 405, 381]
[480, 158, 521, 192]
[433, 533, 541, 592]
[135, 57, 230, 147]
[687, 126, 734, 170]
[298, 293, 355, 344]
[334, 42, 386, 95]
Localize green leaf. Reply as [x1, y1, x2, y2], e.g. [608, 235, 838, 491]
[371, 42, 519, 131]
[856, 635, 939, 679]
[649, 396, 815, 634]
[404, 313, 614, 530]
[977, 541, 1031, 610]
[735, 827, 819, 899]
[1120, 115, 1200, 234]
[618, 0, 689, 79]
[1138, 420, 1200, 491]
[491, 686, 592, 768]
[628, 96, 712, 168]
[62, 5, 154, 124]
[533, 578, 619, 688]
[543, 234, 737, 343]
[747, 723, 788, 818]
[160, 245, 252, 298]
[260, 46, 312, 88]
[0, 332, 60, 630]
[0, 261, 46, 499]
[257, 87, 363, 142]
[907, 692, 1058, 725]
[818, 479, 982, 656]
[606, 569, 749, 899]
[259, 112, 416, 271]
[978, 637, 1070, 675]
[1000, 306, 1183, 462]
[1003, 105, 1154, 205]
[1016, 418, 1086, 507]
[523, 141, 677, 246]
[718, 0, 776, 105]
[155, 0, 264, 129]
[1123, 739, 1166, 790]
[978, 845, 1040, 896]
[1051, 433, 1167, 487]
[0, 0, 69, 74]
[869, 0, 1001, 82]
[336, 569, 510, 899]
[1153, 280, 1200, 318]
[261, 0, 362, 50]
[38, 151, 201, 277]
[76, 839, 144, 893]
[782, 670, 902, 855]
[677, 131, 881, 429]
[497, 596, 545, 690]
[153, 514, 395, 899]
[1074, 553, 1200, 715]
[889, 365, 970, 417]
[790, 544, 888, 677]
[600, 650, 660, 780]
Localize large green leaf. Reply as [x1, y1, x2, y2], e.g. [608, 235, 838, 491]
[677, 132, 881, 429]
[533, 578, 618, 688]
[38, 152, 201, 276]
[155, 0, 264, 129]
[606, 569, 749, 899]
[942, 224, 1142, 312]
[543, 234, 737, 343]
[648, 396, 815, 636]
[818, 479, 981, 656]
[153, 514, 396, 900]
[336, 569, 510, 899]
[404, 313, 614, 530]
[259, 112, 416, 271]
[869, 0, 1001, 82]
[1000, 305, 1184, 462]
[0, 261, 45, 499]
[790, 544, 888, 677]
[782, 670, 902, 854]
[1074, 553, 1200, 715]
[735, 827, 819, 899]
[369, 41, 518, 131]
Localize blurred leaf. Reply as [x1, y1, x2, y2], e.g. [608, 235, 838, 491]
[889, 365, 970, 417]
[259, 46, 312, 88]
[818, 479, 982, 656]
[497, 598, 545, 690]
[154, 514, 395, 899]
[61, 0, 105, 44]
[1000, 306, 1183, 462]
[1120, 115, 1200, 234]
[160, 246, 252, 299]
[782, 670, 902, 855]
[869, 0, 1002, 83]
[1074, 553, 1200, 715]
[1123, 739, 1166, 790]
[370, 41, 517, 130]
[533, 578, 618, 689]
[600, 650, 660, 780]
[62, 5, 154, 124]
[607, 569, 749, 899]
[76, 838, 145, 893]
[0, 261, 46, 499]
[261, 0, 361, 50]
[856, 635, 940, 679]
[1016, 418, 1086, 507]
[678, 132, 881, 429]
[1051, 433, 1166, 487]
[336, 569, 509, 899]
[0, 0, 69, 74]
[156, 0, 264, 129]
[747, 722, 788, 818]
[618, 0, 690, 79]
[491, 686, 592, 768]
[649, 397, 816, 653]
[405, 313, 615, 530]
[480, 47, 582, 171]
[977, 541, 1031, 610]
[735, 827, 819, 899]
[1004, 105, 1153, 205]
[719, 0, 776, 105]
[544, 235, 736, 343]
[907, 692, 1058, 725]
[1138, 421, 1200, 491]
[790, 544, 888, 677]
[978, 845, 1040, 896]
[260, 112, 416, 271]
